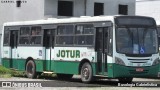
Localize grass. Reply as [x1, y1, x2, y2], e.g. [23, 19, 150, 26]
[0, 65, 12, 78]
[0, 65, 55, 78]
[0, 65, 24, 78]
[0, 65, 57, 79]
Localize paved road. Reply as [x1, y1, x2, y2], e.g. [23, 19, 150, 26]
[0, 75, 119, 87]
[0, 76, 160, 90]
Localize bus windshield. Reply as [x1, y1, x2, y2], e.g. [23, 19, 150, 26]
[116, 27, 158, 54]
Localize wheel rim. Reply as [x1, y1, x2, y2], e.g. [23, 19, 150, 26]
[82, 67, 90, 80]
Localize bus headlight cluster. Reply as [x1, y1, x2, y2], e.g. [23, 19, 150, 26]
[115, 57, 125, 66]
[152, 58, 160, 66]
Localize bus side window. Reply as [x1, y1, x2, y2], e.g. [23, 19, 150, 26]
[108, 27, 113, 56]
[75, 24, 94, 45]
[3, 30, 10, 46]
[95, 28, 103, 51]
[19, 27, 30, 45]
[30, 26, 42, 45]
[19, 37, 29, 45]
[56, 25, 74, 45]
[104, 28, 108, 52]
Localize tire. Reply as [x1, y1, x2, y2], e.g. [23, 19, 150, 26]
[81, 62, 93, 83]
[118, 77, 133, 83]
[26, 60, 36, 79]
[57, 74, 73, 80]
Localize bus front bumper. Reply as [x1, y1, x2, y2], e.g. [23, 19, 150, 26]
[109, 64, 160, 78]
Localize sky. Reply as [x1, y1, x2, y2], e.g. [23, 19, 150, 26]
[136, 0, 160, 22]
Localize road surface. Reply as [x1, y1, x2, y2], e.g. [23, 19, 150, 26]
[0, 75, 160, 90]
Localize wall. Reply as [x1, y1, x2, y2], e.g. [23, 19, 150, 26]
[44, 0, 135, 18]
[0, 0, 45, 33]
[0, 0, 45, 64]
[86, 0, 135, 16]
[44, 0, 85, 18]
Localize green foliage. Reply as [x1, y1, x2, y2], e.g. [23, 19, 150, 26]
[0, 65, 56, 78]
[0, 74, 12, 78]
[0, 65, 25, 78]
[0, 65, 12, 74]
[12, 70, 25, 77]
[0, 65, 12, 78]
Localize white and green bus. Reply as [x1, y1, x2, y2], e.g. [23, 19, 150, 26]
[1, 15, 160, 83]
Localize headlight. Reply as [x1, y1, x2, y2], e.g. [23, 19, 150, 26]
[115, 57, 125, 66]
[152, 58, 160, 66]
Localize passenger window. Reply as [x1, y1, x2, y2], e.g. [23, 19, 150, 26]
[75, 24, 94, 45]
[30, 26, 42, 45]
[56, 25, 74, 45]
[19, 37, 29, 44]
[76, 24, 94, 34]
[3, 30, 10, 45]
[19, 27, 30, 45]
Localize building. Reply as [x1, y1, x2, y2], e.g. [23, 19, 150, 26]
[0, 0, 135, 63]
[0, 0, 135, 33]
[136, 0, 160, 22]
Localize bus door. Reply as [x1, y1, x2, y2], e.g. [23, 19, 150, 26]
[43, 29, 55, 71]
[96, 27, 109, 75]
[10, 30, 18, 68]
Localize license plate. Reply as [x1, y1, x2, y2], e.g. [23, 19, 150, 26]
[136, 68, 144, 72]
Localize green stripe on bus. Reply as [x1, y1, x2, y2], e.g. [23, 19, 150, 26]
[2, 58, 10, 68]
[2, 58, 159, 78]
[51, 60, 79, 74]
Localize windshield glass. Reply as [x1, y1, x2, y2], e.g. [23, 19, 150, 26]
[116, 27, 158, 54]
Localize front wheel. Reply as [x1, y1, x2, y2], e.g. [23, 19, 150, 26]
[118, 77, 133, 83]
[26, 60, 36, 79]
[81, 62, 93, 83]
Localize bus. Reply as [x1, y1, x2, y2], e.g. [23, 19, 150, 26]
[1, 15, 160, 83]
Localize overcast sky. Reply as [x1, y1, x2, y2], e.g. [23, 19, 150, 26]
[136, 0, 160, 22]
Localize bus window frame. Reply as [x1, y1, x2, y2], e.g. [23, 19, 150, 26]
[74, 24, 95, 46]
[55, 23, 96, 47]
[115, 26, 158, 57]
[55, 24, 75, 46]
[3, 26, 21, 46]
[157, 26, 160, 46]
[18, 26, 43, 46]
[18, 26, 31, 46]
[3, 29, 10, 46]
[30, 26, 43, 45]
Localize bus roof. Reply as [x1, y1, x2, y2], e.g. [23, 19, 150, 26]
[3, 16, 116, 26]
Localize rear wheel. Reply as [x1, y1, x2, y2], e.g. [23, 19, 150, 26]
[81, 62, 93, 83]
[26, 60, 36, 79]
[118, 77, 133, 83]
